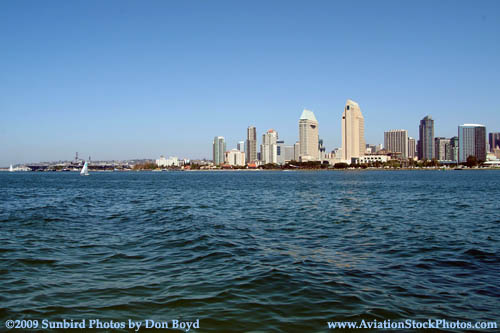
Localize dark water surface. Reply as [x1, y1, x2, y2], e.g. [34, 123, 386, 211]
[1, 171, 499, 332]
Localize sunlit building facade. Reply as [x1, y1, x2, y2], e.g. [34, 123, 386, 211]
[299, 109, 319, 161]
[341, 99, 365, 162]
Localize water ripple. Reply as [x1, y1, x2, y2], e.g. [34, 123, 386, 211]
[1, 171, 499, 331]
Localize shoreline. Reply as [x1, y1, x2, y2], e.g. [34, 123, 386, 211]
[2, 167, 499, 172]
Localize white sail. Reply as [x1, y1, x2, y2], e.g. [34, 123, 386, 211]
[80, 162, 89, 176]
[9, 164, 13, 172]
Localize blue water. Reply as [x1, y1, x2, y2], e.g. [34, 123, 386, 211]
[1, 171, 499, 332]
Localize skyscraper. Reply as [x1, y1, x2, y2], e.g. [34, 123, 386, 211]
[458, 124, 486, 162]
[277, 140, 294, 165]
[384, 129, 408, 159]
[237, 141, 245, 152]
[418, 116, 434, 160]
[294, 142, 300, 161]
[408, 137, 417, 159]
[212, 136, 226, 165]
[450, 136, 459, 162]
[299, 109, 319, 161]
[341, 99, 365, 162]
[245, 126, 257, 164]
[261, 129, 278, 164]
[489, 132, 500, 152]
[434, 137, 451, 161]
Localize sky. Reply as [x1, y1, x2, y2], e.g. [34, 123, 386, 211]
[1, 0, 499, 165]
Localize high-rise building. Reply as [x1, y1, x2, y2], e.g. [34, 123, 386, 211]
[245, 126, 257, 164]
[341, 99, 365, 162]
[225, 149, 246, 166]
[418, 116, 434, 160]
[458, 124, 486, 162]
[450, 136, 459, 162]
[489, 132, 500, 152]
[299, 109, 319, 161]
[294, 142, 300, 161]
[277, 141, 294, 165]
[318, 139, 326, 160]
[384, 129, 408, 159]
[408, 137, 417, 159]
[213, 136, 226, 165]
[261, 129, 278, 164]
[237, 141, 245, 152]
[434, 137, 451, 161]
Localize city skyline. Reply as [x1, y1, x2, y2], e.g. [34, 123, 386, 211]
[1, 1, 500, 165]
[4, 105, 500, 166]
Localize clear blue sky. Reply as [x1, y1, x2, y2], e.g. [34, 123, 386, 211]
[1, 0, 499, 165]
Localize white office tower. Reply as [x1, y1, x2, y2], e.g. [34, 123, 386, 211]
[225, 149, 246, 166]
[408, 137, 417, 159]
[299, 109, 319, 161]
[384, 129, 408, 159]
[260, 129, 278, 164]
[237, 141, 245, 152]
[341, 99, 365, 162]
[213, 136, 226, 165]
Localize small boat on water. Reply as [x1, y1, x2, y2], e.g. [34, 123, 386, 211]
[80, 162, 89, 176]
[9, 164, 13, 172]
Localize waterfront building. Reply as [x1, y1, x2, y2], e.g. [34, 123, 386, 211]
[225, 149, 246, 166]
[277, 141, 294, 165]
[341, 99, 365, 163]
[359, 155, 390, 164]
[156, 156, 180, 167]
[489, 132, 500, 152]
[156, 156, 167, 167]
[408, 137, 417, 159]
[384, 130, 408, 159]
[450, 136, 459, 162]
[299, 109, 319, 161]
[237, 141, 245, 152]
[213, 136, 226, 165]
[418, 116, 434, 160]
[294, 142, 300, 161]
[435, 137, 451, 161]
[458, 124, 486, 163]
[261, 129, 278, 164]
[246, 126, 257, 164]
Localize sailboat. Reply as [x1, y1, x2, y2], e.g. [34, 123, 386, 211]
[9, 164, 13, 172]
[80, 162, 89, 176]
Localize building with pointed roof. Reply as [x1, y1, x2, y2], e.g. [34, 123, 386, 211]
[341, 99, 365, 162]
[299, 109, 319, 161]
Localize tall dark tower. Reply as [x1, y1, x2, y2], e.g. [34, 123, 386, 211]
[418, 116, 434, 160]
[489, 132, 500, 152]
